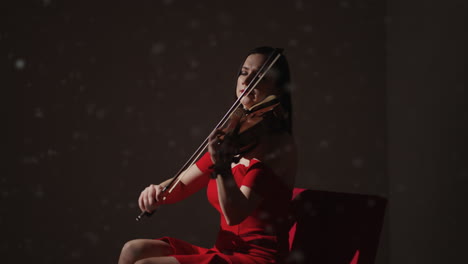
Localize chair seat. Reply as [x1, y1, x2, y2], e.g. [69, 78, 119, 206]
[286, 188, 387, 264]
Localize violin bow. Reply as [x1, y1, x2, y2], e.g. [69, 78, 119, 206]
[136, 48, 283, 221]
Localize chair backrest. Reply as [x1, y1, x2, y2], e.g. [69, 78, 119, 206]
[286, 188, 387, 264]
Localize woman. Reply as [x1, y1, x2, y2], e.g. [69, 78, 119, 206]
[119, 46, 297, 264]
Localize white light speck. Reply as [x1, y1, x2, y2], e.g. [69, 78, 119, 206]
[189, 19, 200, 29]
[295, 0, 303, 10]
[34, 185, 44, 198]
[259, 211, 270, 220]
[303, 24, 314, 33]
[319, 140, 329, 148]
[15, 59, 26, 70]
[352, 157, 364, 168]
[340, 1, 350, 8]
[151, 42, 166, 55]
[189, 59, 199, 69]
[96, 108, 107, 119]
[208, 34, 217, 47]
[288, 249, 305, 262]
[71, 249, 82, 258]
[265, 224, 274, 233]
[34, 108, 44, 118]
[217, 13, 233, 25]
[125, 106, 134, 114]
[190, 126, 201, 138]
[83, 232, 99, 246]
[23, 156, 39, 164]
[304, 201, 314, 213]
[72, 131, 81, 140]
[100, 199, 109, 206]
[86, 104, 96, 115]
[288, 39, 298, 47]
[47, 149, 58, 157]
[121, 149, 132, 157]
[168, 140, 176, 148]
[396, 184, 407, 192]
[367, 199, 376, 208]
[184, 72, 198, 80]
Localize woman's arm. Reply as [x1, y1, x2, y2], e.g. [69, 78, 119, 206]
[215, 168, 263, 226]
[139, 163, 210, 213]
[208, 130, 264, 226]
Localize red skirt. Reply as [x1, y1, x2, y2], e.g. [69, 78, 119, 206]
[158, 237, 277, 264]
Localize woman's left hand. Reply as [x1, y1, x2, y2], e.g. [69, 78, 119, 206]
[208, 129, 238, 169]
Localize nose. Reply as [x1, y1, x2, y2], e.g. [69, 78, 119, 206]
[242, 73, 255, 86]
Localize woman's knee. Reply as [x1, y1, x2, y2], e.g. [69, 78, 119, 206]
[120, 240, 143, 263]
[135, 256, 179, 264]
[121, 239, 173, 260]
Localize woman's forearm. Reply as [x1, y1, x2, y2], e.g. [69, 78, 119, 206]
[158, 164, 209, 204]
[216, 170, 259, 226]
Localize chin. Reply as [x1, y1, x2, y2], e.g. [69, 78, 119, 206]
[240, 97, 254, 109]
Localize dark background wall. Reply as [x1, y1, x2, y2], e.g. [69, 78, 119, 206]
[3, 0, 465, 263]
[387, 0, 467, 263]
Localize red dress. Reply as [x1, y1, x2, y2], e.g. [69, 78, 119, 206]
[158, 152, 293, 264]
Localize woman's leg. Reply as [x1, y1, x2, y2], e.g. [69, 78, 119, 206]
[119, 239, 175, 264]
[135, 256, 180, 264]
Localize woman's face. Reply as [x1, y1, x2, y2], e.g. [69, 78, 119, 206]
[236, 53, 278, 110]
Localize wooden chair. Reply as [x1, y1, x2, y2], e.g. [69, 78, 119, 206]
[286, 188, 387, 264]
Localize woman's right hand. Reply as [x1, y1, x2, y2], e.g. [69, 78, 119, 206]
[138, 184, 165, 213]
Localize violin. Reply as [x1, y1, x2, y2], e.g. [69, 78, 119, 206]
[136, 48, 285, 221]
[216, 95, 287, 156]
